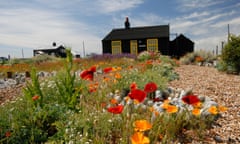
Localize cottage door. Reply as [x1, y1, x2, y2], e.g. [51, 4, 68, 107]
[130, 40, 138, 55]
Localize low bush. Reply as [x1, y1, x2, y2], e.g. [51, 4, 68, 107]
[180, 51, 216, 65]
[221, 35, 240, 74]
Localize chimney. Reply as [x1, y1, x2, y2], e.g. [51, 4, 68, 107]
[124, 17, 130, 29]
[52, 42, 57, 47]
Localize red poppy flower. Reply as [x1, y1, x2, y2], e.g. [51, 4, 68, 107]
[182, 95, 200, 105]
[80, 70, 94, 80]
[5, 131, 11, 137]
[144, 82, 158, 93]
[103, 67, 113, 73]
[107, 105, 124, 114]
[128, 89, 147, 103]
[89, 66, 96, 72]
[130, 82, 137, 90]
[32, 95, 40, 101]
[80, 66, 96, 81]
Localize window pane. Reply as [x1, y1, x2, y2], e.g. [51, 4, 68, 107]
[147, 39, 158, 52]
[112, 41, 121, 54]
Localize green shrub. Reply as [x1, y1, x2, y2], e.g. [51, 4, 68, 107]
[221, 35, 240, 73]
[137, 51, 161, 61]
[32, 54, 60, 64]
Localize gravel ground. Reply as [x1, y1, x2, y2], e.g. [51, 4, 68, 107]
[168, 65, 240, 143]
[0, 83, 25, 106]
[0, 65, 239, 143]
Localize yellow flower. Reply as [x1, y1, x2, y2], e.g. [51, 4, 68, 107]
[134, 120, 152, 132]
[218, 106, 227, 112]
[208, 106, 218, 115]
[192, 108, 201, 116]
[166, 105, 178, 114]
[131, 132, 150, 144]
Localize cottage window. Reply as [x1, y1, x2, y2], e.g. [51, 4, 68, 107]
[147, 39, 158, 52]
[111, 41, 122, 54]
[130, 40, 138, 55]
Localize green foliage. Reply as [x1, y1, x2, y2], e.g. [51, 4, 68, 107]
[32, 54, 61, 64]
[54, 49, 83, 110]
[8, 58, 34, 65]
[221, 35, 240, 73]
[24, 68, 44, 107]
[137, 51, 161, 61]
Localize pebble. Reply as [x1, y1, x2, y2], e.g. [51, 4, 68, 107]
[213, 135, 224, 143]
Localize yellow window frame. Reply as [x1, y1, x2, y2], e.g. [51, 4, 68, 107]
[130, 40, 138, 55]
[147, 39, 158, 52]
[111, 40, 122, 54]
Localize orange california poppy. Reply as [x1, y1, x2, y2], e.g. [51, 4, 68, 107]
[161, 100, 170, 109]
[134, 120, 152, 132]
[208, 106, 218, 115]
[110, 98, 118, 104]
[114, 72, 121, 79]
[192, 108, 201, 116]
[218, 106, 227, 112]
[131, 132, 150, 144]
[166, 105, 178, 114]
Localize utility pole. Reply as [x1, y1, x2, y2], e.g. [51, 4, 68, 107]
[82, 41, 85, 57]
[22, 48, 24, 58]
[228, 24, 230, 42]
[221, 41, 224, 54]
[216, 45, 218, 55]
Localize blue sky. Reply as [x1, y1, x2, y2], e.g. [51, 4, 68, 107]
[0, 0, 240, 58]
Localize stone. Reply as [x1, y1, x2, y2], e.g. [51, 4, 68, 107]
[213, 135, 224, 143]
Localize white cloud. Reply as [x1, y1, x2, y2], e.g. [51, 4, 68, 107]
[96, 0, 144, 13]
[177, 0, 225, 11]
[0, 7, 102, 57]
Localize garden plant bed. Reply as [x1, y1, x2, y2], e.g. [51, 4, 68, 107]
[0, 55, 240, 143]
[168, 65, 240, 143]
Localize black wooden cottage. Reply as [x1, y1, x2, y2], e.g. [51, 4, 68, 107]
[102, 18, 194, 57]
[33, 42, 67, 58]
[102, 25, 170, 55]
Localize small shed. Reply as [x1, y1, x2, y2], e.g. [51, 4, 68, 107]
[170, 34, 194, 58]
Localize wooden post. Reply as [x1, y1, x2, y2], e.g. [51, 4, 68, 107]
[7, 72, 12, 78]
